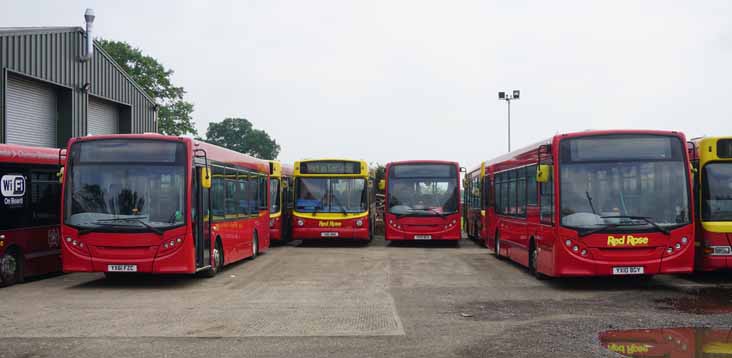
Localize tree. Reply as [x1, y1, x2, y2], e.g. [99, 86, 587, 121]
[205, 118, 280, 160]
[372, 163, 385, 193]
[97, 39, 197, 136]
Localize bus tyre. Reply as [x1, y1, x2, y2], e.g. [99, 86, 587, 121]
[530, 242, 547, 280]
[0, 250, 22, 287]
[203, 239, 223, 278]
[494, 232, 504, 260]
[252, 232, 259, 258]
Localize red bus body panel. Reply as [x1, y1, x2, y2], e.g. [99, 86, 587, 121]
[291, 215, 371, 240]
[482, 130, 695, 277]
[61, 134, 270, 274]
[599, 328, 732, 358]
[0, 144, 64, 281]
[384, 160, 461, 241]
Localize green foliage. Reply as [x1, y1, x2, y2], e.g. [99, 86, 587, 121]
[97, 39, 197, 136]
[205, 118, 281, 160]
[371, 163, 385, 193]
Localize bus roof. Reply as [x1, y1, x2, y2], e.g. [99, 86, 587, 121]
[0, 143, 64, 165]
[269, 160, 294, 177]
[691, 136, 732, 164]
[482, 129, 685, 169]
[385, 160, 460, 167]
[67, 134, 269, 173]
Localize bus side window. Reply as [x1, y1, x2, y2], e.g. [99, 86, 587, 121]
[527, 165, 538, 206]
[30, 169, 60, 226]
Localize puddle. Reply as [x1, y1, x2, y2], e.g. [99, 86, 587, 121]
[654, 287, 732, 314]
[599, 327, 732, 357]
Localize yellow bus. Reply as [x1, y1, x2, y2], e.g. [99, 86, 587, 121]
[268, 161, 294, 242]
[691, 136, 732, 271]
[291, 158, 375, 242]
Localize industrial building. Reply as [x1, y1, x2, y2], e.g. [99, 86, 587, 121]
[0, 10, 157, 148]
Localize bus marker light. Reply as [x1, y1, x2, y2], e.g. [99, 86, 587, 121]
[356, 219, 363, 227]
[297, 220, 304, 227]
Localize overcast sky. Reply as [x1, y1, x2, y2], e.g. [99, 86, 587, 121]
[2, 1, 731, 167]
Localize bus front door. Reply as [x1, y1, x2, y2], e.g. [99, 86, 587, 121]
[193, 167, 211, 270]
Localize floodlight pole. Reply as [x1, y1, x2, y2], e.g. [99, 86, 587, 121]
[498, 90, 520, 152]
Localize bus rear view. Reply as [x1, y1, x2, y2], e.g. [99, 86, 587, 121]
[383, 161, 461, 241]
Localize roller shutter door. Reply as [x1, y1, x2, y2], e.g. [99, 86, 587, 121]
[87, 97, 119, 135]
[5, 75, 57, 147]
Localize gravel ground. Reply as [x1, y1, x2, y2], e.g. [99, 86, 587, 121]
[0, 236, 730, 358]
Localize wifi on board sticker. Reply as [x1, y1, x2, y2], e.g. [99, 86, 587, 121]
[1, 175, 25, 207]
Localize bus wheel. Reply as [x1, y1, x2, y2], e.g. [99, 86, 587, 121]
[0, 250, 21, 287]
[252, 232, 259, 258]
[494, 232, 504, 260]
[203, 239, 223, 278]
[529, 241, 547, 280]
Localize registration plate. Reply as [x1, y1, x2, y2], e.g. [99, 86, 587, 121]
[612, 266, 644, 275]
[108, 264, 137, 272]
[414, 235, 432, 240]
[321, 232, 339, 237]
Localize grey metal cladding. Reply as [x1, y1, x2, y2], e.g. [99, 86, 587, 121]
[0, 28, 157, 147]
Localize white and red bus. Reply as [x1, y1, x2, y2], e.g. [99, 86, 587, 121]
[381, 160, 461, 241]
[268, 160, 294, 242]
[61, 134, 270, 278]
[690, 136, 732, 271]
[291, 158, 375, 242]
[1, 144, 64, 286]
[482, 130, 695, 278]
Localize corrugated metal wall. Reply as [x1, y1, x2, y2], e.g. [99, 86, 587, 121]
[0, 28, 157, 148]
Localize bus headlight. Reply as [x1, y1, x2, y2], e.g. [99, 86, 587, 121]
[297, 219, 304, 227]
[675, 243, 682, 250]
[356, 219, 363, 227]
[667, 247, 674, 254]
[681, 237, 689, 245]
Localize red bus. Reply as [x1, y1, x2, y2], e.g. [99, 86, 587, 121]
[690, 137, 732, 271]
[61, 134, 270, 278]
[599, 327, 732, 357]
[1, 144, 64, 286]
[269, 160, 294, 242]
[481, 130, 694, 278]
[291, 158, 375, 242]
[381, 160, 461, 241]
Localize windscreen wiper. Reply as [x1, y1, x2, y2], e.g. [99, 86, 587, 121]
[600, 215, 671, 235]
[96, 217, 164, 235]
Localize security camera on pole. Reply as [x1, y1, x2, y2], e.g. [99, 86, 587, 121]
[498, 90, 520, 152]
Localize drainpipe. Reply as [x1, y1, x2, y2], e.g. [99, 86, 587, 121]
[80, 8, 95, 62]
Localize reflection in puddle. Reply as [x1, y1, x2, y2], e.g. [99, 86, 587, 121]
[655, 287, 732, 314]
[599, 328, 732, 357]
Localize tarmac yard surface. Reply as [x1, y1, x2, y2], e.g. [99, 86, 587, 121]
[1, 237, 731, 357]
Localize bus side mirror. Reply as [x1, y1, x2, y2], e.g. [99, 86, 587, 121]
[378, 179, 385, 191]
[690, 164, 698, 173]
[536, 164, 552, 183]
[200, 167, 212, 189]
[460, 167, 467, 173]
[57, 167, 64, 184]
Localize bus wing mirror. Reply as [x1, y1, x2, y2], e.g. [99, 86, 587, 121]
[460, 166, 467, 173]
[200, 167, 212, 189]
[378, 179, 385, 191]
[536, 164, 552, 183]
[57, 167, 65, 184]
